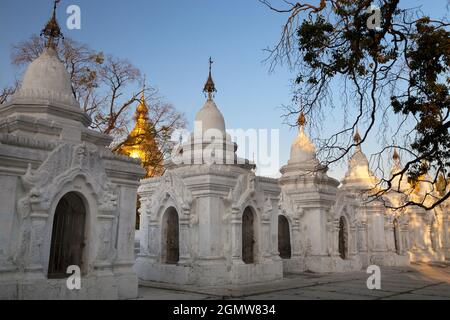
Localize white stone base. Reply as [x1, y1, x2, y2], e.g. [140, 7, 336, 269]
[409, 249, 446, 263]
[0, 272, 138, 300]
[281, 257, 306, 273]
[305, 255, 362, 273]
[135, 257, 283, 286]
[367, 252, 410, 267]
[230, 260, 283, 285]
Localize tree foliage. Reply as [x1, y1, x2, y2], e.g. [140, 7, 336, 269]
[261, 0, 450, 210]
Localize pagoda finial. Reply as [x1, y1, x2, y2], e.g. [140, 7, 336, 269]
[41, 0, 64, 49]
[203, 57, 217, 100]
[353, 128, 362, 144]
[393, 148, 400, 161]
[142, 74, 146, 102]
[297, 111, 306, 127]
[136, 75, 149, 116]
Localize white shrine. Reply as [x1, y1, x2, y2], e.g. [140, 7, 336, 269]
[135, 62, 284, 285]
[0, 3, 448, 299]
[136, 63, 449, 287]
[136, 70, 449, 287]
[277, 116, 448, 273]
[0, 6, 144, 299]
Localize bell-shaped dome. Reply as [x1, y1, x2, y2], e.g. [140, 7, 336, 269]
[13, 47, 78, 107]
[288, 112, 318, 165]
[290, 126, 317, 163]
[346, 147, 370, 176]
[390, 149, 409, 192]
[342, 131, 377, 189]
[194, 98, 226, 136]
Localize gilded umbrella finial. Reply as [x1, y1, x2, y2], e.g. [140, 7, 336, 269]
[353, 128, 362, 144]
[41, 0, 64, 49]
[393, 148, 400, 161]
[203, 57, 217, 99]
[297, 112, 306, 127]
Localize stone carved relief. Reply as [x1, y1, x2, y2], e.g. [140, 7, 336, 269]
[225, 173, 263, 217]
[14, 142, 118, 267]
[149, 171, 193, 222]
[278, 189, 295, 219]
[97, 223, 113, 261]
[18, 142, 117, 215]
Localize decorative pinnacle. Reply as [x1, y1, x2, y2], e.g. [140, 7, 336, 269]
[41, 0, 64, 49]
[203, 57, 217, 99]
[353, 128, 362, 144]
[297, 112, 306, 127]
[136, 75, 149, 116]
[142, 74, 146, 102]
[393, 148, 400, 161]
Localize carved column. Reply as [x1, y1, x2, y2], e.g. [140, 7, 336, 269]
[261, 215, 272, 260]
[358, 222, 368, 254]
[291, 218, 302, 257]
[231, 208, 242, 264]
[95, 214, 115, 267]
[442, 215, 450, 259]
[349, 226, 358, 257]
[26, 212, 48, 273]
[178, 208, 191, 264]
[147, 220, 159, 261]
[385, 221, 395, 252]
[332, 219, 340, 257]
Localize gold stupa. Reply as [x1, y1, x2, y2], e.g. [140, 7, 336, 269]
[115, 80, 164, 178]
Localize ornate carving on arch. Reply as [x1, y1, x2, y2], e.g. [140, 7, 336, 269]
[17, 142, 117, 217]
[278, 189, 294, 219]
[149, 171, 193, 222]
[226, 173, 263, 217]
[261, 196, 273, 221]
[333, 203, 358, 229]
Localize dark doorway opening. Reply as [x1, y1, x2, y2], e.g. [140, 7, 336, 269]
[338, 216, 348, 260]
[393, 219, 400, 255]
[48, 192, 86, 279]
[162, 207, 179, 264]
[242, 207, 256, 264]
[278, 215, 291, 259]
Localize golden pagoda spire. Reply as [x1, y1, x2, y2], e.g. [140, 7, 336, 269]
[354, 128, 362, 144]
[141, 75, 146, 104]
[203, 57, 217, 100]
[136, 76, 149, 116]
[393, 148, 400, 161]
[115, 76, 164, 178]
[297, 111, 306, 127]
[41, 0, 64, 49]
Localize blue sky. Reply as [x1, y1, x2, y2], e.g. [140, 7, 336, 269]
[1, 0, 449, 178]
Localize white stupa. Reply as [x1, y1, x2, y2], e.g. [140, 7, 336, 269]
[0, 2, 144, 299]
[341, 130, 378, 190]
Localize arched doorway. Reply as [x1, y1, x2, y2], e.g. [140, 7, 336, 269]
[393, 219, 400, 254]
[278, 215, 291, 259]
[242, 207, 256, 264]
[162, 207, 179, 264]
[338, 216, 348, 260]
[48, 192, 86, 279]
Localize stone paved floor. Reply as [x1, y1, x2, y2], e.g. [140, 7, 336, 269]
[137, 262, 450, 300]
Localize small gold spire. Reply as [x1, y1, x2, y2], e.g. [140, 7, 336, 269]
[141, 75, 146, 103]
[136, 77, 149, 115]
[393, 148, 399, 161]
[40, 0, 64, 49]
[353, 128, 361, 144]
[297, 112, 306, 127]
[203, 57, 217, 99]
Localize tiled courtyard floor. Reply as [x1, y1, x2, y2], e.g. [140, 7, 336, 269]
[138, 262, 450, 300]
